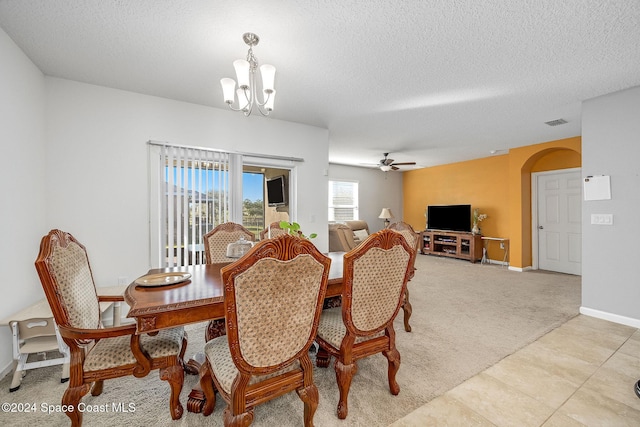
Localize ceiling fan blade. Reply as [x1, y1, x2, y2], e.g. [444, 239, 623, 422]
[391, 165, 400, 171]
[390, 162, 416, 166]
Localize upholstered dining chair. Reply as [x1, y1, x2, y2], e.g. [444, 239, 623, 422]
[315, 229, 413, 420]
[259, 221, 289, 240]
[203, 222, 256, 341]
[203, 222, 256, 264]
[198, 234, 331, 427]
[34, 229, 187, 427]
[388, 221, 421, 332]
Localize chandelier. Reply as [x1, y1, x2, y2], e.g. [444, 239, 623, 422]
[220, 33, 276, 117]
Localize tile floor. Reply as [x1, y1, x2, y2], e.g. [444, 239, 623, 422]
[390, 315, 640, 426]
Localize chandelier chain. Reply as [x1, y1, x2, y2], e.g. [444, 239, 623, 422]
[246, 46, 258, 73]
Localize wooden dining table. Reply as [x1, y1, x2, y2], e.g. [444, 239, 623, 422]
[125, 249, 413, 414]
[124, 252, 345, 334]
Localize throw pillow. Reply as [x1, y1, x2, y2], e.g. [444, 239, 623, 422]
[353, 229, 369, 242]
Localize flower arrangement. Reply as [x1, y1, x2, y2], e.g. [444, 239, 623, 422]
[472, 208, 487, 235]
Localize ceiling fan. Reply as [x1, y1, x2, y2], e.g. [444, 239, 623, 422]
[378, 153, 416, 172]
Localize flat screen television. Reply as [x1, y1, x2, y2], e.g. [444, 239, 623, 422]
[427, 204, 471, 232]
[266, 175, 287, 207]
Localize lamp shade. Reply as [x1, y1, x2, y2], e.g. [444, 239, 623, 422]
[220, 78, 236, 104]
[380, 165, 392, 172]
[233, 59, 251, 89]
[379, 208, 394, 219]
[260, 64, 276, 93]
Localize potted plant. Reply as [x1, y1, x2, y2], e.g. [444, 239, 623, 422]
[472, 209, 487, 235]
[279, 221, 317, 239]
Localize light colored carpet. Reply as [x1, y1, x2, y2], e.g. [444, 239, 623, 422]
[0, 255, 581, 426]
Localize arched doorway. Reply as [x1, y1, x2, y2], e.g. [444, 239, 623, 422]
[507, 138, 581, 271]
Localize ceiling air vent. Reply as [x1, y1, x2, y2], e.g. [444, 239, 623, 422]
[545, 118, 568, 126]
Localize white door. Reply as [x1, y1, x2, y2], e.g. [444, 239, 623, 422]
[536, 170, 582, 275]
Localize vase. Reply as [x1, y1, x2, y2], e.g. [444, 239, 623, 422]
[472, 224, 480, 235]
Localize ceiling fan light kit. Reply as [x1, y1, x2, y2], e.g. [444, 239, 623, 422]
[220, 33, 276, 117]
[378, 153, 416, 172]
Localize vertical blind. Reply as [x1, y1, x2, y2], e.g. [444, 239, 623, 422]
[157, 145, 230, 267]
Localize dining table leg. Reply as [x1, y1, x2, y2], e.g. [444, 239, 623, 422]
[185, 352, 208, 413]
[316, 346, 331, 368]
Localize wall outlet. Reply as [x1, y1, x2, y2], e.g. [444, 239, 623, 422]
[117, 276, 129, 285]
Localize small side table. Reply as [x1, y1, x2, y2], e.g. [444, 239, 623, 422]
[0, 300, 69, 391]
[481, 237, 509, 267]
[0, 286, 127, 391]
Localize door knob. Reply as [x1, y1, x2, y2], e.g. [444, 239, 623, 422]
[538, 225, 544, 229]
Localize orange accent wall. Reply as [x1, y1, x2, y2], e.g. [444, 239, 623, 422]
[403, 155, 509, 252]
[403, 137, 581, 267]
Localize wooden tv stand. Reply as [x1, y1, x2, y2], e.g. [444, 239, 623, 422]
[421, 230, 482, 263]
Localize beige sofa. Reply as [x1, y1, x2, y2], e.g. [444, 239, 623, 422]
[328, 220, 371, 252]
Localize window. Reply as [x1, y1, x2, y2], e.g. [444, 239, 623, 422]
[329, 180, 358, 221]
[149, 142, 301, 267]
[149, 144, 233, 267]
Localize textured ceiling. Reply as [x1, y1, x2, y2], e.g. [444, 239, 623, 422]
[1, 0, 639, 169]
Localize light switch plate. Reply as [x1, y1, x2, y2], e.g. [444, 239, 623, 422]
[591, 214, 613, 225]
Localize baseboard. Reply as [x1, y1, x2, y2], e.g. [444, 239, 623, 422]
[508, 265, 532, 272]
[580, 306, 640, 329]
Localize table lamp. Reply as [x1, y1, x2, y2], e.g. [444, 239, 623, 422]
[378, 208, 394, 228]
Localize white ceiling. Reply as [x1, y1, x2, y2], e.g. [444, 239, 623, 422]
[1, 1, 639, 169]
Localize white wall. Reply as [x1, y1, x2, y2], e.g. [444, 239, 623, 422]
[328, 164, 403, 232]
[0, 52, 329, 372]
[0, 29, 47, 372]
[44, 78, 330, 288]
[581, 85, 640, 326]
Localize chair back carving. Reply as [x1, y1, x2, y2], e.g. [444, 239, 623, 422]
[203, 222, 255, 263]
[343, 229, 412, 334]
[221, 234, 331, 373]
[259, 221, 289, 240]
[35, 229, 101, 332]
